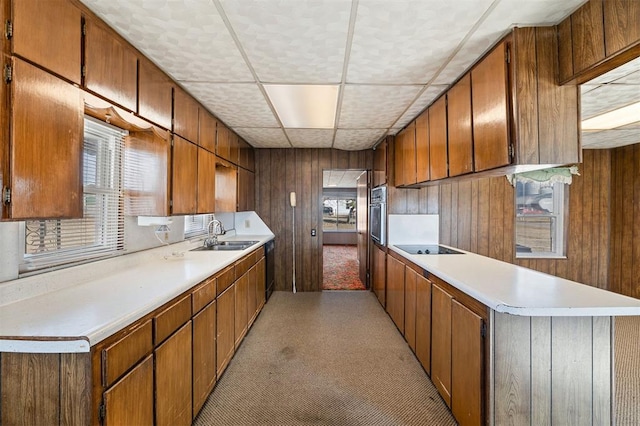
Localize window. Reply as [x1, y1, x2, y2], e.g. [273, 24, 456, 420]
[184, 214, 214, 238]
[21, 117, 126, 272]
[322, 190, 356, 232]
[515, 178, 567, 258]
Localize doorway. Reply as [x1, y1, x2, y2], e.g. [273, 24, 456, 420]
[322, 169, 368, 290]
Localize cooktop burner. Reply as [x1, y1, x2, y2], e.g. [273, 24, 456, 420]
[395, 244, 464, 255]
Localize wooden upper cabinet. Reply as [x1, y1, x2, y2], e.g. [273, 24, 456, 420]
[429, 96, 448, 181]
[237, 168, 255, 212]
[12, 0, 81, 84]
[471, 41, 510, 172]
[199, 111, 217, 154]
[571, 0, 606, 74]
[402, 122, 417, 185]
[373, 139, 387, 188]
[138, 58, 172, 129]
[394, 130, 404, 186]
[604, 0, 640, 57]
[216, 123, 231, 161]
[238, 138, 255, 172]
[173, 88, 199, 144]
[215, 158, 237, 213]
[9, 57, 83, 219]
[229, 132, 240, 166]
[197, 148, 216, 214]
[171, 136, 198, 215]
[84, 19, 137, 112]
[557, 17, 575, 83]
[415, 111, 430, 183]
[447, 74, 473, 177]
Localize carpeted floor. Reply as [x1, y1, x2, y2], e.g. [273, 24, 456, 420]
[616, 315, 640, 426]
[323, 245, 366, 290]
[195, 291, 455, 426]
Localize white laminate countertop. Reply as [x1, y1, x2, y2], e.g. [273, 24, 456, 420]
[388, 245, 640, 317]
[0, 234, 274, 353]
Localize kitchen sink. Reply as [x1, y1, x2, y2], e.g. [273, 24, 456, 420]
[190, 241, 259, 252]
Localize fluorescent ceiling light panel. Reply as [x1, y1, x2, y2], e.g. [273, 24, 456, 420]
[264, 84, 339, 129]
[582, 101, 640, 130]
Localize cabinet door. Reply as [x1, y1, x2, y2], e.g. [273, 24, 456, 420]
[373, 139, 387, 187]
[103, 355, 153, 426]
[394, 130, 404, 186]
[415, 274, 432, 375]
[404, 267, 417, 352]
[431, 284, 452, 407]
[12, 0, 81, 84]
[415, 111, 430, 183]
[171, 136, 198, 214]
[372, 245, 386, 307]
[9, 57, 83, 219]
[193, 300, 216, 417]
[429, 96, 448, 181]
[84, 20, 137, 111]
[216, 123, 231, 161]
[451, 300, 483, 426]
[447, 74, 473, 177]
[229, 132, 240, 165]
[215, 159, 238, 213]
[238, 168, 255, 212]
[174, 88, 199, 144]
[138, 59, 172, 129]
[199, 111, 217, 154]
[604, 0, 640, 57]
[471, 42, 510, 172]
[197, 148, 216, 214]
[234, 272, 249, 348]
[155, 322, 193, 426]
[385, 255, 405, 333]
[402, 123, 417, 185]
[256, 257, 266, 309]
[216, 285, 235, 377]
[247, 264, 258, 326]
[571, 0, 606, 74]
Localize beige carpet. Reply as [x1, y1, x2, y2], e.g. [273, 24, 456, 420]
[195, 291, 456, 426]
[616, 316, 640, 426]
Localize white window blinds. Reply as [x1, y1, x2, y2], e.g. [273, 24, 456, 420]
[184, 214, 214, 238]
[22, 117, 126, 272]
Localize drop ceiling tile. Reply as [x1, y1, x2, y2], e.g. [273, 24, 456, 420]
[334, 129, 386, 150]
[80, 0, 253, 82]
[581, 84, 640, 119]
[220, 0, 351, 83]
[348, 0, 493, 84]
[338, 85, 423, 128]
[582, 129, 640, 149]
[393, 85, 447, 129]
[234, 128, 291, 148]
[286, 129, 334, 148]
[433, 0, 586, 85]
[181, 83, 279, 127]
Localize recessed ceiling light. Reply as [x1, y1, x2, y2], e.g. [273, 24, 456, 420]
[264, 85, 339, 129]
[582, 101, 640, 130]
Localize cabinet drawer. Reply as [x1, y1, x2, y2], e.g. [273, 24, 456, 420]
[102, 320, 153, 387]
[192, 276, 216, 314]
[216, 265, 236, 296]
[254, 246, 265, 260]
[154, 295, 192, 344]
[235, 254, 255, 278]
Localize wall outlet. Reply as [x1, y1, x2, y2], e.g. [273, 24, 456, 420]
[245, 219, 251, 228]
[311, 228, 316, 237]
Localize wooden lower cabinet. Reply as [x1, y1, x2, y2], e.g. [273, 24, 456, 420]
[386, 255, 405, 333]
[247, 264, 258, 327]
[451, 300, 483, 426]
[404, 266, 418, 352]
[372, 244, 386, 307]
[431, 284, 453, 407]
[257, 257, 266, 310]
[234, 272, 249, 348]
[415, 274, 432, 375]
[103, 355, 154, 426]
[216, 284, 235, 377]
[192, 300, 216, 417]
[155, 321, 193, 426]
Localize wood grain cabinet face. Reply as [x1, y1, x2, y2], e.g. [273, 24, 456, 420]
[372, 244, 386, 308]
[429, 96, 448, 181]
[404, 266, 418, 352]
[155, 321, 193, 426]
[138, 59, 173, 129]
[394, 130, 405, 186]
[447, 74, 474, 177]
[103, 355, 154, 426]
[102, 320, 153, 388]
[215, 158, 238, 213]
[192, 300, 216, 417]
[199, 110, 217, 154]
[216, 123, 231, 161]
[471, 42, 510, 172]
[385, 255, 405, 333]
[229, 132, 240, 166]
[9, 57, 83, 219]
[571, 0, 606, 74]
[12, 0, 82, 84]
[238, 168, 255, 212]
[373, 139, 387, 187]
[247, 264, 258, 326]
[415, 111, 430, 183]
[415, 274, 432, 375]
[216, 284, 235, 377]
[84, 20, 137, 111]
[197, 148, 216, 214]
[174, 88, 199, 144]
[604, 0, 640, 57]
[256, 256, 266, 309]
[234, 272, 249, 348]
[431, 284, 453, 408]
[171, 136, 198, 215]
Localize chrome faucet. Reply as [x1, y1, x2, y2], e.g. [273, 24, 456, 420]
[204, 218, 226, 247]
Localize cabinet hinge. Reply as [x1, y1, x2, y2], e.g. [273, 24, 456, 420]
[169, 199, 173, 207]
[81, 65, 86, 78]
[4, 64, 11, 83]
[508, 144, 514, 160]
[171, 137, 174, 147]
[82, 22, 87, 36]
[481, 322, 487, 338]
[5, 20, 12, 39]
[505, 47, 511, 64]
[2, 187, 10, 205]
[98, 403, 106, 422]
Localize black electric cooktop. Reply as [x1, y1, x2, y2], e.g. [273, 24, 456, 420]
[395, 244, 464, 255]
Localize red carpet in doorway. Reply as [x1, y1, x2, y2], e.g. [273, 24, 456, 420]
[323, 245, 366, 290]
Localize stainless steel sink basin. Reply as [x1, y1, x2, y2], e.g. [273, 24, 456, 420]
[190, 241, 259, 252]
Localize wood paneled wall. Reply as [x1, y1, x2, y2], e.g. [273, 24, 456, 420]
[255, 149, 372, 292]
[610, 144, 640, 298]
[439, 150, 611, 289]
